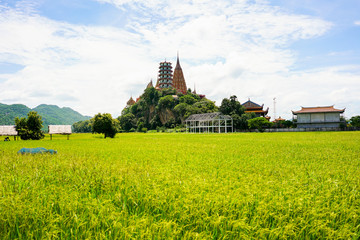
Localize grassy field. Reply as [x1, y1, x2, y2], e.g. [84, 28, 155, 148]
[0, 132, 359, 239]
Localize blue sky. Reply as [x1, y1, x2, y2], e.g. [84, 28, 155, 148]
[0, 0, 359, 119]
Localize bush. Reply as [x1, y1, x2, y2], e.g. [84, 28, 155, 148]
[248, 117, 273, 132]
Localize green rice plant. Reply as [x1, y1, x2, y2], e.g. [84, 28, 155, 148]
[0, 132, 359, 239]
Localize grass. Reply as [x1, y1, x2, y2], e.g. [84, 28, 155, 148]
[0, 132, 359, 239]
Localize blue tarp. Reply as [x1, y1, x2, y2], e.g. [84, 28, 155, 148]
[18, 147, 57, 155]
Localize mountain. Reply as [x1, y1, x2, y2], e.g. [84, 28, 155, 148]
[0, 103, 90, 131]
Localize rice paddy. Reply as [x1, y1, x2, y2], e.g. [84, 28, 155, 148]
[0, 132, 359, 239]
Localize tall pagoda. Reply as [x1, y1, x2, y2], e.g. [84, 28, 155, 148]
[156, 61, 173, 89]
[172, 53, 187, 94]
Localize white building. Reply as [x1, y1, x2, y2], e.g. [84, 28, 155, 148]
[292, 106, 345, 128]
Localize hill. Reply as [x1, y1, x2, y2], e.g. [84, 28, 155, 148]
[0, 103, 90, 130]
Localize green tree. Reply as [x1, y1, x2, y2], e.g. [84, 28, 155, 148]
[179, 95, 197, 105]
[72, 119, 92, 133]
[220, 95, 247, 130]
[92, 113, 117, 138]
[15, 111, 45, 140]
[219, 95, 245, 116]
[158, 95, 176, 110]
[248, 117, 273, 132]
[349, 116, 360, 127]
[193, 99, 218, 113]
[118, 113, 136, 132]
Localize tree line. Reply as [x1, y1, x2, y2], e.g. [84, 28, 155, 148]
[10, 89, 360, 140]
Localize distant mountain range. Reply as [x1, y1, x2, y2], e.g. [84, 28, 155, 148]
[0, 103, 90, 131]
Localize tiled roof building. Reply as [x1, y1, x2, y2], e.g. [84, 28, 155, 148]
[242, 99, 269, 118]
[292, 105, 345, 128]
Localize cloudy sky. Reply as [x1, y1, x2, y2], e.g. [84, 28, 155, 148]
[0, 0, 359, 119]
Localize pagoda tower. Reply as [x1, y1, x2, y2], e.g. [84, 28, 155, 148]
[157, 61, 173, 89]
[172, 53, 187, 94]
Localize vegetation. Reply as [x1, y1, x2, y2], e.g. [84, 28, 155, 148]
[91, 113, 118, 138]
[0, 132, 359, 239]
[72, 119, 92, 133]
[248, 117, 273, 132]
[219, 95, 257, 130]
[119, 87, 218, 131]
[0, 103, 90, 131]
[349, 115, 360, 127]
[14, 111, 45, 140]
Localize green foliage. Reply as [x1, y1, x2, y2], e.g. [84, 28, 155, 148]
[192, 98, 218, 113]
[118, 113, 136, 132]
[120, 87, 217, 130]
[272, 120, 295, 128]
[179, 95, 196, 105]
[15, 111, 45, 140]
[1, 132, 360, 239]
[219, 95, 245, 116]
[72, 120, 93, 133]
[219, 95, 251, 130]
[158, 95, 176, 109]
[248, 117, 273, 132]
[349, 115, 360, 127]
[92, 113, 118, 138]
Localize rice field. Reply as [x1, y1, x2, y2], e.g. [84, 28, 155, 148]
[0, 132, 359, 239]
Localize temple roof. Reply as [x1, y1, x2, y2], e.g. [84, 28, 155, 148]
[242, 99, 264, 110]
[126, 97, 135, 106]
[147, 80, 153, 88]
[292, 106, 345, 114]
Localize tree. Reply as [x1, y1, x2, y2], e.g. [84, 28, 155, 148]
[219, 95, 245, 116]
[92, 113, 117, 138]
[237, 112, 256, 130]
[72, 119, 92, 133]
[15, 111, 45, 140]
[158, 95, 176, 110]
[248, 117, 273, 132]
[118, 113, 136, 132]
[349, 116, 360, 127]
[220, 95, 248, 130]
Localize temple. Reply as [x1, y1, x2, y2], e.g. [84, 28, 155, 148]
[172, 53, 187, 94]
[156, 61, 173, 89]
[126, 96, 135, 107]
[147, 79, 153, 89]
[242, 99, 269, 118]
[155, 54, 187, 94]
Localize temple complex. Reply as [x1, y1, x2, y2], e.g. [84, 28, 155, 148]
[242, 99, 269, 118]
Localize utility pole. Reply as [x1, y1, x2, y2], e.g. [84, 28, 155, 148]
[273, 97, 276, 121]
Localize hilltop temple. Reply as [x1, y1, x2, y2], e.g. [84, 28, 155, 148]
[126, 54, 189, 108]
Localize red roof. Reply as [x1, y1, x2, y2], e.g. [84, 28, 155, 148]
[292, 106, 345, 114]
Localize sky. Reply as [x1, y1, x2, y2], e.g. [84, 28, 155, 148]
[0, 0, 359, 120]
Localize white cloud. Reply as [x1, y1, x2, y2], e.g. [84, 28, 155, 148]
[1, 0, 359, 120]
[354, 20, 360, 26]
